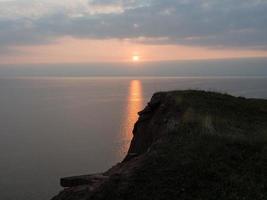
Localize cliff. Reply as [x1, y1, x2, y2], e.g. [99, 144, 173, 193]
[51, 90, 267, 200]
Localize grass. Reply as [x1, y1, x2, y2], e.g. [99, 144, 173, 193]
[174, 90, 267, 141]
[127, 133, 267, 200]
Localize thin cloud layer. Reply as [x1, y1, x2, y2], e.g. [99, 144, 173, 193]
[0, 0, 267, 54]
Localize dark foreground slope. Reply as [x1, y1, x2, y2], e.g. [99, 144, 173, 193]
[52, 90, 267, 200]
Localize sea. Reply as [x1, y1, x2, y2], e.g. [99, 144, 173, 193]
[0, 75, 267, 200]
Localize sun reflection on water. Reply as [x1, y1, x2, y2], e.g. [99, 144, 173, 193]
[118, 80, 144, 159]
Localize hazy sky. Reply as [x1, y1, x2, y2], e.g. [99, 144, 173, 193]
[0, 0, 267, 63]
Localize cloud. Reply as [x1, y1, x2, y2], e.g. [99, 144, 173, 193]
[0, 0, 267, 54]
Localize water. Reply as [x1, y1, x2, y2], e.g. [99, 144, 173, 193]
[0, 76, 267, 200]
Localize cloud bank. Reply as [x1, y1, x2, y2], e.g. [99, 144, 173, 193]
[0, 0, 267, 54]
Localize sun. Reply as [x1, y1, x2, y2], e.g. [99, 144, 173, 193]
[132, 55, 140, 62]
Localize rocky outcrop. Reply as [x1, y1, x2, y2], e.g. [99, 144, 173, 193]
[51, 90, 267, 200]
[60, 174, 108, 188]
[51, 91, 180, 200]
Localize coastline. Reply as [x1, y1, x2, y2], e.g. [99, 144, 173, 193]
[51, 90, 267, 200]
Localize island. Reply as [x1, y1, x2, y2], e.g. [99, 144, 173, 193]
[51, 90, 267, 200]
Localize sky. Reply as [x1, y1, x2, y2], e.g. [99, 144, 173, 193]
[0, 0, 267, 64]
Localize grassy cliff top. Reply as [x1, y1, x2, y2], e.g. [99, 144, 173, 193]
[169, 90, 267, 141]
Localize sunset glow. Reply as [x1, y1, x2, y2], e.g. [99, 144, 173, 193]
[0, 0, 266, 64]
[132, 55, 140, 62]
[2, 37, 267, 65]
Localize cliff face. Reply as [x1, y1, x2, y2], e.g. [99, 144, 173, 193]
[126, 92, 181, 158]
[51, 90, 267, 200]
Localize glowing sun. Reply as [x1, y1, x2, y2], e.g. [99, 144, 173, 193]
[132, 55, 140, 62]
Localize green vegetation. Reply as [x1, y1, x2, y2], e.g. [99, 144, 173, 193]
[173, 90, 267, 141]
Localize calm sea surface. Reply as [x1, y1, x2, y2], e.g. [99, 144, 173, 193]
[0, 76, 267, 200]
